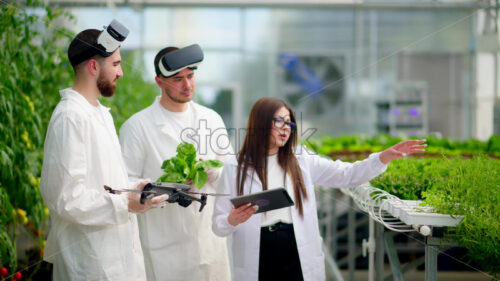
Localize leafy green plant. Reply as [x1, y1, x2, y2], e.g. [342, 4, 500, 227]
[370, 158, 448, 200]
[0, 188, 16, 271]
[487, 134, 500, 155]
[423, 156, 500, 278]
[158, 142, 224, 189]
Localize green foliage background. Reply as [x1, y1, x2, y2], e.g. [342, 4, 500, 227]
[0, 1, 74, 274]
[422, 156, 500, 277]
[369, 158, 449, 200]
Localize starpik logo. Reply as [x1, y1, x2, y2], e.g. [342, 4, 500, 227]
[179, 113, 318, 156]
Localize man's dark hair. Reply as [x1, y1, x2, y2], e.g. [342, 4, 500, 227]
[67, 29, 101, 72]
[154, 46, 179, 76]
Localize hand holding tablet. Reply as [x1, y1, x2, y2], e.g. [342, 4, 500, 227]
[230, 188, 294, 214]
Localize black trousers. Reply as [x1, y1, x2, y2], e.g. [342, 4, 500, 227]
[258, 223, 304, 281]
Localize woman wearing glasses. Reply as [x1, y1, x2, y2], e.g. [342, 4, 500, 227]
[212, 97, 426, 281]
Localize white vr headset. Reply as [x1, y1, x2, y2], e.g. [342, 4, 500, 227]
[96, 19, 129, 56]
[71, 19, 129, 65]
[157, 44, 204, 77]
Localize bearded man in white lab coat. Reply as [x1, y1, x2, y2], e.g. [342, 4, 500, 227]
[40, 23, 167, 281]
[119, 45, 233, 281]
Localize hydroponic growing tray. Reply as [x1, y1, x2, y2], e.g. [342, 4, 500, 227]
[381, 199, 464, 227]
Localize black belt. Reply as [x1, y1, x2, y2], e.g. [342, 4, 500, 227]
[261, 222, 293, 232]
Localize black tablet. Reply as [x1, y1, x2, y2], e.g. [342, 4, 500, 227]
[230, 188, 294, 214]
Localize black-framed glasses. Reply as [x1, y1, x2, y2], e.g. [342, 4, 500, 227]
[273, 117, 296, 130]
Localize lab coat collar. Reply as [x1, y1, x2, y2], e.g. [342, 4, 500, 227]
[60, 88, 111, 117]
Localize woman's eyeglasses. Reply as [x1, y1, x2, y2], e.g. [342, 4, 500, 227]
[273, 117, 296, 130]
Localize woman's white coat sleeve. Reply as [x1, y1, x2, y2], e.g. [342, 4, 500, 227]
[301, 146, 387, 188]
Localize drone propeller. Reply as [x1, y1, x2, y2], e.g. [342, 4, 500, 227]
[104, 185, 159, 195]
[185, 191, 230, 197]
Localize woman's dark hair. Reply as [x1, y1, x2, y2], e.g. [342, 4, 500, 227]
[236, 97, 308, 216]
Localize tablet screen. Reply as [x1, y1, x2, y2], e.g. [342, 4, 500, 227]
[230, 188, 294, 214]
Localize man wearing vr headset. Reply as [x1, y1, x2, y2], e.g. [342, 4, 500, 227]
[119, 45, 232, 281]
[40, 21, 167, 281]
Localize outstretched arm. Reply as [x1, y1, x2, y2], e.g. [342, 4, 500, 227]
[302, 139, 427, 189]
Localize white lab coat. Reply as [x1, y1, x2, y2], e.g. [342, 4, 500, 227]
[212, 146, 388, 281]
[40, 88, 146, 281]
[119, 97, 233, 281]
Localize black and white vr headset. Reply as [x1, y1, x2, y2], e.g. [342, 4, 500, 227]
[72, 19, 129, 65]
[96, 19, 129, 56]
[157, 44, 204, 77]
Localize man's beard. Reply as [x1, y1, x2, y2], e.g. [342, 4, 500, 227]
[97, 75, 116, 97]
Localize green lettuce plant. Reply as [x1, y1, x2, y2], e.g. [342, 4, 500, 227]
[157, 142, 224, 189]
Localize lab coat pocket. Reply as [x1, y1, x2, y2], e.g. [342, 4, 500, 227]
[86, 227, 123, 278]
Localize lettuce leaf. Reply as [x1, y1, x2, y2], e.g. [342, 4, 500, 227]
[157, 142, 224, 189]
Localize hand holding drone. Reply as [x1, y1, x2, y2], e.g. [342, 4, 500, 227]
[104, 182, 229, 212]
[105, 142, 228, 212]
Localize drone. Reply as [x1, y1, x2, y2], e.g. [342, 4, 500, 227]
[104, 182, 229, 212]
